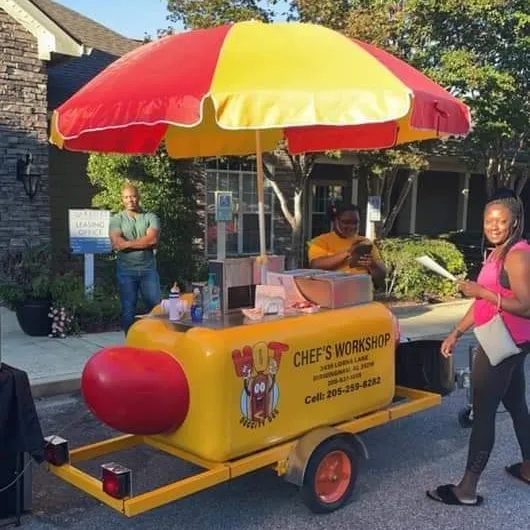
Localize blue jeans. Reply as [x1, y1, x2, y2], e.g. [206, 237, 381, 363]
[117, 267, 161, 334]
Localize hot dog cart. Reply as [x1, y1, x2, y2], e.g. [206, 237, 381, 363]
[45, 262, 453, 516]
[44, 16, 469, 520]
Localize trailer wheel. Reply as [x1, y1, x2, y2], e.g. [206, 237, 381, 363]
[301, 437, 358, 514]
[458, 406, 473, 428]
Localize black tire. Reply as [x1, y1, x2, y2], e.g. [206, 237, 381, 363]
[458, 407, 473, 428]
[301, 437, 358, 514]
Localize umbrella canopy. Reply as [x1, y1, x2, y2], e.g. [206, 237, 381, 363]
[50, 21, 471, 275]
[50, 21, 471, 158]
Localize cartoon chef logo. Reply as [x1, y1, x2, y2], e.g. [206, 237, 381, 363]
[232, 341, 289, 428]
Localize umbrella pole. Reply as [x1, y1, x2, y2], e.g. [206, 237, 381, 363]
[255, 130, 268, 284]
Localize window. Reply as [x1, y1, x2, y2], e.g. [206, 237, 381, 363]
[311, 184, 344, 238]
[206, 160, 275, 256]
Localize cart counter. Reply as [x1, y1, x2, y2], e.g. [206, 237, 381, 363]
[82, 302, 398, 462]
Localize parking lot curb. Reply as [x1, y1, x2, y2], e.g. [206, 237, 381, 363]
[31, 374, 81, 399]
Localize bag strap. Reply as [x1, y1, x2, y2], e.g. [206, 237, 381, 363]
[500, 267, 511, 289]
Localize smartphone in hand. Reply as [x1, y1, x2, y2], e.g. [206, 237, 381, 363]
[349, 242, 373, 267]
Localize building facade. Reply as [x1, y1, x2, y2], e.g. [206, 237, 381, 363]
[0, 0, 139, 259]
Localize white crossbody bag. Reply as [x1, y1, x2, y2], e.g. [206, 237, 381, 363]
[474, 292, 521, 366]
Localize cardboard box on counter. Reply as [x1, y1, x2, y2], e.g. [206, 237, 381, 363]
[268, 270, 373, 309]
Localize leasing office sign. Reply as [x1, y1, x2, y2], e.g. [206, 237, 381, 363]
[68, 209, 111, 254]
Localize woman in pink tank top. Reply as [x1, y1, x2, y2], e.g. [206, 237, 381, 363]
[428, 188, 530, 507]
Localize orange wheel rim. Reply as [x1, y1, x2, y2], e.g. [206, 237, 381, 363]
[314, 450, 352, 504]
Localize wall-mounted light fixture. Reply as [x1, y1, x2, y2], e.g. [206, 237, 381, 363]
[16, 153, 41, 201]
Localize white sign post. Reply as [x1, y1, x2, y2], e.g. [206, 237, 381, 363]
[365, 196, 382, 240]
[214, 192, 233, 261]
[68, 209, 111, 295]
[84, 253, 94, 293]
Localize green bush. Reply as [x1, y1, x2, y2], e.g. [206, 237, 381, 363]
[74, 291, 122, 333]
[50, 273, 123, 334]
[0, 245, 140, 335]
[87, 151, 205, 288]
[438, 231, 484, 281]
[0, 243, 53, 310]
[378, 236, 467, 301]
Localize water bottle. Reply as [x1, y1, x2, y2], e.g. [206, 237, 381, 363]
[168, 282, 181, 322]
[190, 287, 203, 323]
[205, 273, 221, 321]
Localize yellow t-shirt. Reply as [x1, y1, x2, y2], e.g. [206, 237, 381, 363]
[307, 232, 382, 275]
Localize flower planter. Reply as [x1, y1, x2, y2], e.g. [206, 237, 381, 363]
[15, 299, 52, 337]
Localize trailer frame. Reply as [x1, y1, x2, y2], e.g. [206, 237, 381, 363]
[47, 386, 440, 517]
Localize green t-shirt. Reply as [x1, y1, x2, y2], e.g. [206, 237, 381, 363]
[109, 210, 160, 271]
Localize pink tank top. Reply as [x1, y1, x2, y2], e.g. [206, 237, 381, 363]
[474, 240, 530, 345]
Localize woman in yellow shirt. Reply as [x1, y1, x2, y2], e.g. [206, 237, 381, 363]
[307, 202, 386, 287]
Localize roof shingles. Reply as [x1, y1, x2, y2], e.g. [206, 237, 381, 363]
[30, 0, 141, 56]
[29, 0, 144, 109]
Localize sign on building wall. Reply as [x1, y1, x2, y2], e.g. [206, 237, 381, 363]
[215, 191, 233, 223]
[68, 209, 111, 254]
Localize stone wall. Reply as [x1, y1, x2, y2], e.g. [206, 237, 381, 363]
[0, 8, 50, 251]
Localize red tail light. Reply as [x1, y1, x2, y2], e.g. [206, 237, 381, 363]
[101, 463, 132, 499]
[44, 435, 69, 466]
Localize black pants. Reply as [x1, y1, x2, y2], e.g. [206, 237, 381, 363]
[466, 344, 530, 475]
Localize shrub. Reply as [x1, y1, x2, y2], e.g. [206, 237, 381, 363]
[377, 236, 466, 301]
[0, 246, 135, 335]
[50, 272, 123, 334]
[0, 243, 53, 309]
[73, 291, 122, 333]
[87, 151, 205, 288]
[438, 231, 484, 281]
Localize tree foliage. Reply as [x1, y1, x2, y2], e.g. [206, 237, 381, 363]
[87, 152, 205, 288]
[403, 0, 529, 196]
[342, 1, 430, 236]
[163, 0, 528, 247]
[289, 0, 358, 29]
[167, 0, 276, 28]
[344, 0, 529, 214]
[355, 147, 429, 237]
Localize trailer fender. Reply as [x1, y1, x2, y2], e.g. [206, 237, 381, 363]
[284, 427, 369, 487]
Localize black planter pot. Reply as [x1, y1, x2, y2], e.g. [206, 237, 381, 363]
[15, 299, 52, 337]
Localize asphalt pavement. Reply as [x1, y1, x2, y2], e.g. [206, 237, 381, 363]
[10, 333, 530, 530]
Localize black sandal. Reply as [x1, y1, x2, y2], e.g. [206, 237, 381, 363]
[506, 463, 530, 485]
[426, 484, 483, 506]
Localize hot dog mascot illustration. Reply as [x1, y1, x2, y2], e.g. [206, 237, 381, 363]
[232, 341, 289, 427]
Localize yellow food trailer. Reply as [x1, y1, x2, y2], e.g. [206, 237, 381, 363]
[45, 267, 452, 517]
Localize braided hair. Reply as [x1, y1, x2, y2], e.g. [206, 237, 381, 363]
[484, 187, 525, 264]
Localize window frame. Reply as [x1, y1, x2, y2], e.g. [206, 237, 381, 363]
[205, 164, 275, 257]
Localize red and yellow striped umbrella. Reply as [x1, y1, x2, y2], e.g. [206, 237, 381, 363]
[50, 21, 471, 158]
[50, 21, 471, 268]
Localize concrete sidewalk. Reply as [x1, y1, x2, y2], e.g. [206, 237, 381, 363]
[0, 300, 472, 398]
